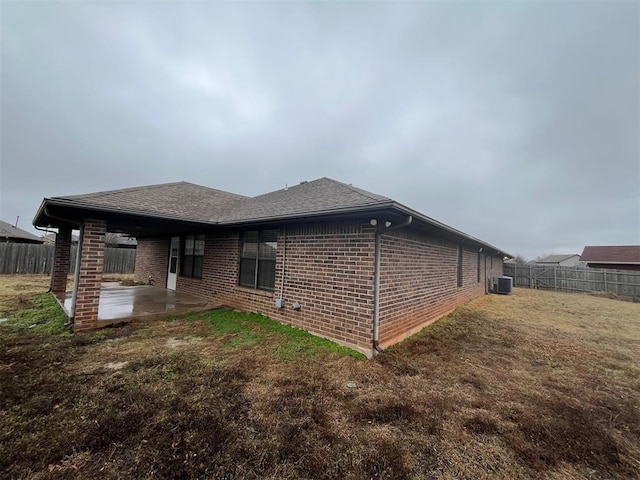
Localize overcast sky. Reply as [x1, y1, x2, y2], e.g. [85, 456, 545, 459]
[1, 1, 638, 259]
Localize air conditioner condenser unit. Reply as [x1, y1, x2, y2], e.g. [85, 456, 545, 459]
[496, 276, 513, 295]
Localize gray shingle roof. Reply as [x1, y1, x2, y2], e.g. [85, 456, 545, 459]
[57, 181, 247, 222]
[215, 178, 391, 223]
[34, 177, 511, 257]
[536, 254, 580, 264]
[48, 178, 391, 224]
[0, 219, 43, 242]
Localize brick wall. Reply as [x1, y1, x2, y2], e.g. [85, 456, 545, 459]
[176, 230, 237, 300]
[268, 221, 376, 351]
[134, 237, 170, 288]
[74, 219, 106, 332]
[134, 220, 503, 356]
[171, 220, 376, 353]
[50, 227, 71, 299]
[377, 229, 502, 348]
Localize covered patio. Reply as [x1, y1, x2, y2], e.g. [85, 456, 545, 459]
[32, 184, 220, 332]
[62, 282, 217, 327]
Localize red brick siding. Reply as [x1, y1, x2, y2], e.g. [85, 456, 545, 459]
[50, 227, 72, 299]
[74, 219, 106, 332]
[176, 231, 235, 299]
[171, 221, 376, 353]
[134, 221, 503, 356]
[134, 238, 170, 288]
[378, 229, 502, 348]
[269, 221, 376, 351]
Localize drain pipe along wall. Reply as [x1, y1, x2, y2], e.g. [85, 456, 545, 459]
[69, 226, 84, 322]
[372, 215, 412, 353]
[44, 208, 82, 325]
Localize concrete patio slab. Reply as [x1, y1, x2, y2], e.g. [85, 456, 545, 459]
[63, 284, 216, 326]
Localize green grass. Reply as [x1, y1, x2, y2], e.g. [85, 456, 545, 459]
[182, 309, 366, 359]
[2, 290, 363, 360]
[6, 293, 70, 335]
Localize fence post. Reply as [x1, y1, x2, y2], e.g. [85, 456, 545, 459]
[554, 266, 557, 291]
[603, 269, 607, 293]
[529, 264, 532, 288]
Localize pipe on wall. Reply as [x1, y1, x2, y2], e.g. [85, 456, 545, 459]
[373, 215, 412, 353]
[279, 225, 287, 303]
[44, 208, 83, 326]
[68, 225, 85, 323]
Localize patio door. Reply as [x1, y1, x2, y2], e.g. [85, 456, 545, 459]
[167, 237, 179, 290]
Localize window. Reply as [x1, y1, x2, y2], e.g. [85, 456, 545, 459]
[181, 234, 205, 278]
[477, 251, 481, 283]
[457, 245, 463, 287]
[239, 229, 278, 291]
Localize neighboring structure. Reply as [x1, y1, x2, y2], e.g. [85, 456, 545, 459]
[0, 219, 44, 244]
[42, 232, 78, 245]
[580, 246, 640, 271]
[106, 233, 137, 249]
[536, 254, 582, 267]
[40, 234, 55, 245]
[42, 232, 136, 248]
[33, 178, 510, 356]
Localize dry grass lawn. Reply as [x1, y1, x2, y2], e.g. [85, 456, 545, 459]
[1, 274, 638, 479]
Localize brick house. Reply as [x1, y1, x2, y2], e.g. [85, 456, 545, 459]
[1, 219, 44, 244]
[33, 178, 509, 356]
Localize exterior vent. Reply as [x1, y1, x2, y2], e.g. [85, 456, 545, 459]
[496, 276, 513, 295]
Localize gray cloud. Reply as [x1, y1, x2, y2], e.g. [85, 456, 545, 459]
[1, 1, 638, 259]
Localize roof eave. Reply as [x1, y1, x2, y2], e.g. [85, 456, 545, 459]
[216, 201, 397, 227]
[33, 198, 218, 228]
[582, 260, 640, 265]
[389, 202, 513, 258]
[222, 201, 511, 258]
[33, 196, 512, 258]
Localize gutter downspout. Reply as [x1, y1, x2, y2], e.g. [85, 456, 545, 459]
[67, 226, 85, 325]
[44, 208, 83, 326]
[373, 215, 412, 354]
[279, 225, 286, 301]
[487, 251, 502, 293]
[484, 255, 488, 293]
[34, 225, 52, 290]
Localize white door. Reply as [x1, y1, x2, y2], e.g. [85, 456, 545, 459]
[167, 236, 179, 290]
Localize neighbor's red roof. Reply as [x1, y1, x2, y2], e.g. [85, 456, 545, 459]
[579, 245, 640, 264]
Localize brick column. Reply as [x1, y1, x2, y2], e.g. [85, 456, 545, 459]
[74, 219, 106, 332]
[50, 227, 72, 300]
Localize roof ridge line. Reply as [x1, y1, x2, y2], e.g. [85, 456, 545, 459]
[57, 181, 248, 200]
[56, 181, 190, 199]
[324, 177, 390, 203]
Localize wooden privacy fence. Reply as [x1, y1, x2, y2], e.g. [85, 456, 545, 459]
[0, 244, 136, 275]
[503, 263, 640, 297]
